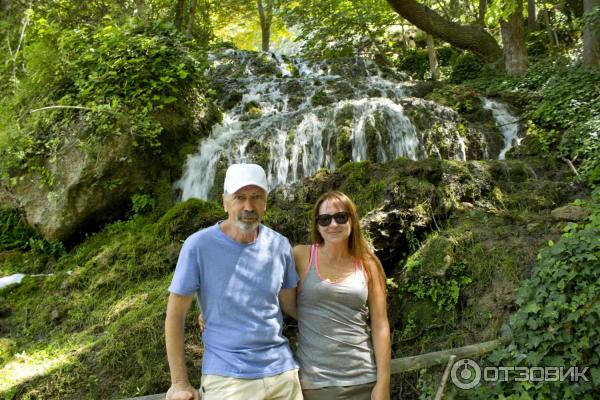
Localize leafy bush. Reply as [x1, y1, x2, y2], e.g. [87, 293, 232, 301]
[0, 209, 37, 251]
[0, 208, 65, 259]
[131, 193, 156, 216]
[436, 46, 460, 66]
[559, 117, 600, 187]
[397, 49, 430, 79]
[0, 16, 208, 180]
[449, 52, 484, 83]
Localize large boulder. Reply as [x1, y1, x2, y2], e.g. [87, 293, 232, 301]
[0, 109, 214, 242]
[3, 134, 148, 241]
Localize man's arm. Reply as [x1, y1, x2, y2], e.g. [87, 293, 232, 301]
[165, 292, 199, 400]
[278, 287, 298, 320]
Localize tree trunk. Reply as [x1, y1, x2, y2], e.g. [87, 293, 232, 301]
[528, 0, 538, 30]
[257, 0, 273, 52]
[583, 0, 600, 67]
[500, 0, 528, 75]
[133, 0, 145, 16]
[198, 0, 212, 44]
[426, 34, 440, 80]
[187, 0, 197, 38]
[386, 0, 502, 62]
[175, 0, 186, 31]
[478, 0, 487, 27]
[542, 8, 560, 48]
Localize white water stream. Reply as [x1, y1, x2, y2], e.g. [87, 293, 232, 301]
[176, 50, 521, 200]
[482, 98, 522, 160]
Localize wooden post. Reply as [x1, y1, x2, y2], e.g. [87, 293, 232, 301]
[434, 354, 457, 400]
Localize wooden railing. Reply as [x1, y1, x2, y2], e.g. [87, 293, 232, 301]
[122, 336, 509, 400]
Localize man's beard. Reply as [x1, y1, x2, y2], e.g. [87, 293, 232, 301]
[235, 210, 260, 231]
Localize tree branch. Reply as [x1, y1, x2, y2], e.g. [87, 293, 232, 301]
[29, 105, 103, 113]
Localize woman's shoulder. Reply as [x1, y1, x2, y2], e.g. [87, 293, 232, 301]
[292, 244, 311, 258]
[292, 244, 312, 275]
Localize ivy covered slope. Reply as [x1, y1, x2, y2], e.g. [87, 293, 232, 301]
[467, 191, 600, 399]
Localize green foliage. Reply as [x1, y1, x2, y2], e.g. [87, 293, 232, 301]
[398, 47, 461, 80]
[397, 49, 430, 80]
[0, 16, 207, 180]
[469, 191, 600, 399]
[402, 233, 473, 311]
[0, 209, 37, 251]
[449, 53, 484, 83]
[281, 0, 400, 59]
[467, 56, 600, 189]
[0, 209, 65, 258]
[131, 193, 156, 216]
[559, 117, 600, 186]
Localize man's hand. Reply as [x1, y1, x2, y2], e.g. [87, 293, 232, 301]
[166, 382, 200, 400]
[371, 381, 390, 400]
[198, 314, 205, 332]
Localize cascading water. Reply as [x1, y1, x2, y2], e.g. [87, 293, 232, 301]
[482, 98, 522, 160]
[175, 49, 522, 200]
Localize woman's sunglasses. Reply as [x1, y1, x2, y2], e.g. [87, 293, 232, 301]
[316, 211, 350, 227]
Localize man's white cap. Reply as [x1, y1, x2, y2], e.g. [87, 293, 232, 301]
[223, 163, 269, 194]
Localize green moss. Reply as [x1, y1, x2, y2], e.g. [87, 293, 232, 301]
[334, 127, 352, 167]
[156, 199, 225, 241]
[242, 100, 262, 120]
[310, 89, 332, 107]
[245, 138, 270, 170]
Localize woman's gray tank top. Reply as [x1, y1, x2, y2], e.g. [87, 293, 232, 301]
[296, 244, 377, 389]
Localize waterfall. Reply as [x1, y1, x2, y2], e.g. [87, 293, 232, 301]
[482, 98, 522, 160]
[175, 50, 522, 200]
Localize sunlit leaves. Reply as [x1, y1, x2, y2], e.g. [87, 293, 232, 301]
[281, 0, 401, 58]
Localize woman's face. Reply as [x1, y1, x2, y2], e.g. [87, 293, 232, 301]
[317, 199, 352, 245]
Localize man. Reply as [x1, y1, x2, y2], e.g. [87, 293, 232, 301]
[165, 163, 302, 400]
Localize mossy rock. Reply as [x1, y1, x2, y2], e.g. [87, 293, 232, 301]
[242, 100, 262, 120]
[249, 53, 278, 75]
[334, 127, 353, 167]
[311, 89, 333, 107]
[155, 199, 225, 241]
[221, 91, 244, 110]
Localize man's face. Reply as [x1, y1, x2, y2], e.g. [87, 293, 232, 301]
[223, 185, 267, 232]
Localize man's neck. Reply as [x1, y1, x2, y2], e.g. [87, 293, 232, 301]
[220, 220, 259, 244]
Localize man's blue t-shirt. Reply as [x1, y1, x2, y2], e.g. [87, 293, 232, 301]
[168, 222, 299, 378]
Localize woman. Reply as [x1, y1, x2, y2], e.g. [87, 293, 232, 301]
[293, 191, 391, 400]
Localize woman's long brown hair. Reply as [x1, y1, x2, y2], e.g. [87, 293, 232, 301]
[311, 191, 387, 292]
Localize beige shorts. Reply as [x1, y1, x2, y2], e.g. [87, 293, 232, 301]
[302, 382, 376, 400]
[200, 369, 303, 400]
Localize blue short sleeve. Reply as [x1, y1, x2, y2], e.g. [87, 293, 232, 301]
[168, 234, 201, 296]
[282, 239, 299, 289]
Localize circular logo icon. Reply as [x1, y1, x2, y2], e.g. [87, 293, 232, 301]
[451, 358, 481, 389]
